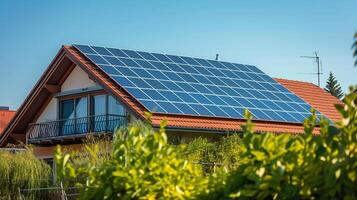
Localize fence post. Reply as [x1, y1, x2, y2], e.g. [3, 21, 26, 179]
[60, 181, 68, 200]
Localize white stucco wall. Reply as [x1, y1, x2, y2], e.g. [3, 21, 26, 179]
[36, 98, 58, 123]
[61, 66, 97, 92]
[36, 66, 98, 123]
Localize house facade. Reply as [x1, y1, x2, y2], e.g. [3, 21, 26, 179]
[0, 45, 342, 160]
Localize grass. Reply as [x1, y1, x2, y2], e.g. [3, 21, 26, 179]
[0, 149, 51, 200]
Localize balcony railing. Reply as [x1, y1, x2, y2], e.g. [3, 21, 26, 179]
[27, 114, 127, 142]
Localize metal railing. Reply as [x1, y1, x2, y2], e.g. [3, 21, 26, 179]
[27, 114, 127, 141]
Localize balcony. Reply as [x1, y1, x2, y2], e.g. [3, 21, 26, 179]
[27, 114, 127, 144]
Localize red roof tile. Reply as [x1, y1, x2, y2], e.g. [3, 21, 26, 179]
[274, 78, 342, 122]
[0, 110, 16, 135]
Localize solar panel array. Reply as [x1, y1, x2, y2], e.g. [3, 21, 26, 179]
[74, 44, 325, 123]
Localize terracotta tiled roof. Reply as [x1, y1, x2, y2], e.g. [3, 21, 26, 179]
[274, 78, 342, 122]
[65, 46, 322, 134]
[0, 110, 16, 135]
[150, 114, 317, 134]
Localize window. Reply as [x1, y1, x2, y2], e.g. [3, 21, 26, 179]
[59, 93, 126, 135]
[75, 97, 88, 133]
[108, 95, 125, 115]
[61, 99, 75, 135]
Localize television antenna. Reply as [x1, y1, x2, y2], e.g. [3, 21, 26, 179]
[300, 51, 323, 87]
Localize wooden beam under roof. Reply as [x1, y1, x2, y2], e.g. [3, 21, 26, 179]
[44, 84, 61, 94]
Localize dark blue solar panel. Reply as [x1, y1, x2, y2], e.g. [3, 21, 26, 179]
[107, 48, 128, 57]
[133, 59, 154, 69]
[91, 46, 112, 55]
[86, 55, 109, 65]
[103, 56, 124, 66]
[151, 53, 172, 63]
[112, 76, 135, 87]
[140, 100, 164, 112]
[121, 49, 143, 59]
[136, 51, 158, 61]
[173, 103, 198, 115]
[74, 44, 329, 123]
[98, 65, 119, 75]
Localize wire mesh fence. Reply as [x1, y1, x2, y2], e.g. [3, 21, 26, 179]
[17, 183, 80, 200]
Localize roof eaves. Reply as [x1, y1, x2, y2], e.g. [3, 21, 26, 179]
[0, 47, 68, 146]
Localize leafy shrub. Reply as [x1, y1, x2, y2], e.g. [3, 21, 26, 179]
[55, 121, 209, 199]
[181, 134, 241, 173]
[57, 134, 112, 188]
[0, 149, 51, 199]
[55, 88, 357, 200]
[203, 88, 357, 199]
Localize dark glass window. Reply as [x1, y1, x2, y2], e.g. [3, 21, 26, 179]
[61, 99, 75, 135]
[75, 97, 88, 133]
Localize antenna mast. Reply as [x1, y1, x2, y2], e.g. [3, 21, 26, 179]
[300, 52, 322, 87]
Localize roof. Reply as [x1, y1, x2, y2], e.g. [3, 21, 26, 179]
[75, 45, 322, 124]
[274, 78, 342, 122]
[65, 46, 322, 134]
[0, 110, 16, 135]
[1, 45, 341, 146]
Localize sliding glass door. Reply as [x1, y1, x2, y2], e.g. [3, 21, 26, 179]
[92, 94, 106, 132]
[61, 97, 88, 135]
[61, 99, 75, 135]
[59, 93, 126, 135]
[75, 97, 88, 133]
[107, 95, 125, 131]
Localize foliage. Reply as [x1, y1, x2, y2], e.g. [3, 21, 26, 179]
[203, 88, 357, 200]
[55, 121, 209, 200]
[57, 134, 113, 187]
[0, 149, 51, 200]
[55, 88, 357, 200]
[181, 134, 242, 173]
[324, 72, 344, 99]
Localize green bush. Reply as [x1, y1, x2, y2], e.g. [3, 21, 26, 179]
[57, 134, 112, 188]
[0, 149, 51, 199]
[181, 134, 241, 173]
[55, 88, 357, 200]
[203, 88, 357, 199]
[55, 121, 209, 200]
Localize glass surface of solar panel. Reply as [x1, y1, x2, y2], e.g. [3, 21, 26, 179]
[74, 44, 328, 123]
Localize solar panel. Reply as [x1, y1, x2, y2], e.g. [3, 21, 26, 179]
[74, 44, 327, 123]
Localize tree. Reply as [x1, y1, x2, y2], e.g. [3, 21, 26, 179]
[324, 72, 344, 99]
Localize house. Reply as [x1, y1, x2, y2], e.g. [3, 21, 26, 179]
[0, 107, 16, 136]
[0, 45, 342, 160]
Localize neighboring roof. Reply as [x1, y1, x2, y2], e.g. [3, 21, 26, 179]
[0, 110, 16, 135]
[274, 78, 342, 122]
[1, 45, 336, 146]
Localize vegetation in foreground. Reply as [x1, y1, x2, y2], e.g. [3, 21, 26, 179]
[55, 121, 208, 199]
[0, 149, 51, 200]
[54, 88, 357, 200]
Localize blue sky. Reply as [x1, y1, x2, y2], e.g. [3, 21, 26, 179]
[0, 0, 356, 109]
